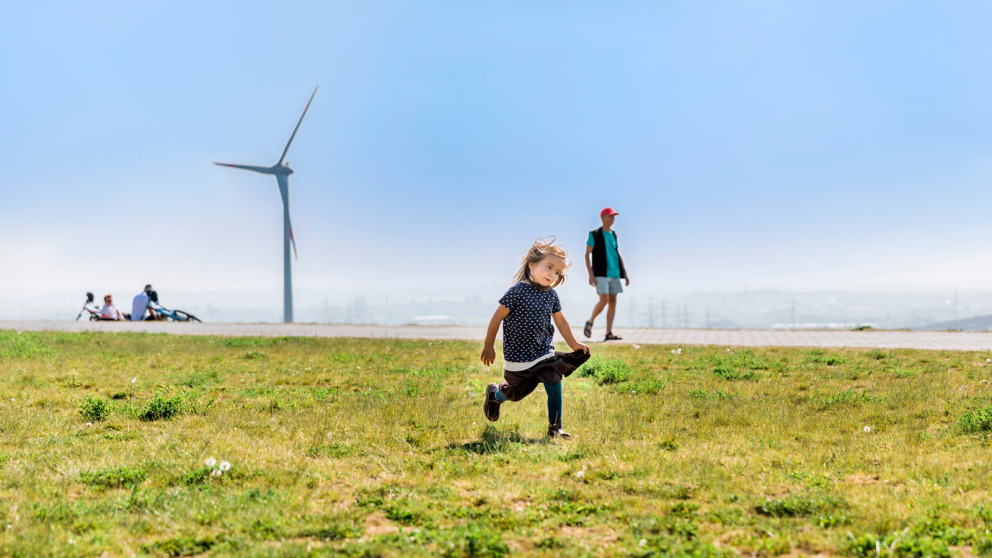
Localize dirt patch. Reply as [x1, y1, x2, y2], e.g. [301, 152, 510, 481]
[845, 473, 879, 485]
[364, 512, 400, 536]
[776, 551, 842, 558]
[558, 526, 619, 546]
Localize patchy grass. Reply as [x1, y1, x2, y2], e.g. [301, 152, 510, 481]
[2, 330, 992, 556]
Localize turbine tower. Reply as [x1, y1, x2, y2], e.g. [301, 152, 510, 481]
[214, 86, 318, 323]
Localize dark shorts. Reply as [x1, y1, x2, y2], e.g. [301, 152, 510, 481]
[498, 349, 591, 402]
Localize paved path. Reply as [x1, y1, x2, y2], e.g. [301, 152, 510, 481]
[4, 321, 992, 351]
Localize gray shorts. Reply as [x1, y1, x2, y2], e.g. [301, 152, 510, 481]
[594, 276, 623, 295]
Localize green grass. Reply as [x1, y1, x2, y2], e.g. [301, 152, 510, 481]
[3, 330, 992, 556]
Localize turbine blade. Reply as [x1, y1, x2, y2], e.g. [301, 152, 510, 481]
[277, 85, 318, 165]
[213, 162, 273, 174]
[289, 225, 298, 260]
[277, 174, 298, 260]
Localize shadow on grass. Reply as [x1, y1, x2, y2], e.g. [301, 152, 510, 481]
[446, 425, 549, 455]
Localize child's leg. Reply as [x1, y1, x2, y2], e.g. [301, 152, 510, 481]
[544, 381, 562, 425]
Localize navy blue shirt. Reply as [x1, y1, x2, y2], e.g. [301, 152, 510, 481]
[499, 281, 562, 363]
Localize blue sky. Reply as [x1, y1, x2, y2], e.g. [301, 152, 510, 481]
[3, 1, 992, 317]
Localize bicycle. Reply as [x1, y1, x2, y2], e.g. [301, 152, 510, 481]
[75, 292, 119, 321]
[146, 291, 202, 322]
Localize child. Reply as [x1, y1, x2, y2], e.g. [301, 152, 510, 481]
[100, 294, 125, 321]
[481, 238, 591, 438]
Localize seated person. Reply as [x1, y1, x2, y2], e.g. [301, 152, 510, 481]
[100, 294, 125, 321]
[130, 284, 158, 321]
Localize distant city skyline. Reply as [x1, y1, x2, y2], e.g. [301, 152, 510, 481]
[3, 2, 992, 320]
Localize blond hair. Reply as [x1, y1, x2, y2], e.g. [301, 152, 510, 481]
[513, 237, 570, 289]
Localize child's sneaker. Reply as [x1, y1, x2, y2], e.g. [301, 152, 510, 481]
[483, 384, 501, 422]
[547, 421, 571, 439]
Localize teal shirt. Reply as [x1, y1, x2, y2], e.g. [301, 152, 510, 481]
[586, 230, 621, 278]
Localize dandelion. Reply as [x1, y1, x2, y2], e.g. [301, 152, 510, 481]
[987, 359, 990, 363]
[205, 457, 216, 467]
[211, 468, 222, 478]
[131, 377, 137, 384]
[632, 344, 641, 349]
[575, 470, 585, 479]
[639, 539, 647, 547]
[85, 422, 92, 427]
[218, 461, 231, 472]
[864, 426, 871, 433]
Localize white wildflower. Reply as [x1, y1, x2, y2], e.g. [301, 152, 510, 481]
[864, 426, 871, 433]
[632, 344, 640, 349]
[85, 422, 92, 427]
[131, 377, 137, 384]
[218, 461, 231, 472]
[575, 470, 585, 479]
[205, 457, 216, 467]
[639, 539, 647, 547]
[211, 468, 222, 477]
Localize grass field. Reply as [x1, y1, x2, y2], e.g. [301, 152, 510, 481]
[3, 330, 992, 557]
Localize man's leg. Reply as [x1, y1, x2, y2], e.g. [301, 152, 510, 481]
[606, 294, 618, 334]
[589, 294, 608, 324]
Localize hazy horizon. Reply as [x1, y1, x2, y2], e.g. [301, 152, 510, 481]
[4, 2, 992, 316]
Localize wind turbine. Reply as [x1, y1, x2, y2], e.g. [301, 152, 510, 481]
[214, 86, 318, 323]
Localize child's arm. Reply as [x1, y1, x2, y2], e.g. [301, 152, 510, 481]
[481, 305, 510, 366]
[553, 312, 591, 354]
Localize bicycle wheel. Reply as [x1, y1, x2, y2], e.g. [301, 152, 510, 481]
[173, 310, 201, 323]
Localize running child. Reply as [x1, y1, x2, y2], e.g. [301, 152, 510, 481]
[481, 238, 591, 438]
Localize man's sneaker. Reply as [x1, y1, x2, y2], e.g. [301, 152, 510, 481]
[483, 383, 501, 422]
[547, 421, 572, 439]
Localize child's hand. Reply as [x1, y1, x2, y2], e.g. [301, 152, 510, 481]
[481, 346, 496, 366]
[571, 342, 590, 354]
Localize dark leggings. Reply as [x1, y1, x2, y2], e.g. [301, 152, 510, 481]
[545, 381, 562, 424]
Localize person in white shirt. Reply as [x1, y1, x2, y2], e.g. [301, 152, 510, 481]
[130, 284, 158, 321]
[100, 294, 125, 321]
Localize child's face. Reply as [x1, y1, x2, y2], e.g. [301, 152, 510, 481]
[528, 255, 566, 288]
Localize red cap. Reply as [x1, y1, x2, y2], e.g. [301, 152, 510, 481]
[600, 207, 619, 217]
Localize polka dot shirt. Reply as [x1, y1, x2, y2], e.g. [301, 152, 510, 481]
[499, 281, 562, 363]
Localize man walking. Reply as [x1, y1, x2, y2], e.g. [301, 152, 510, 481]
[584, 207, 629, 341]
